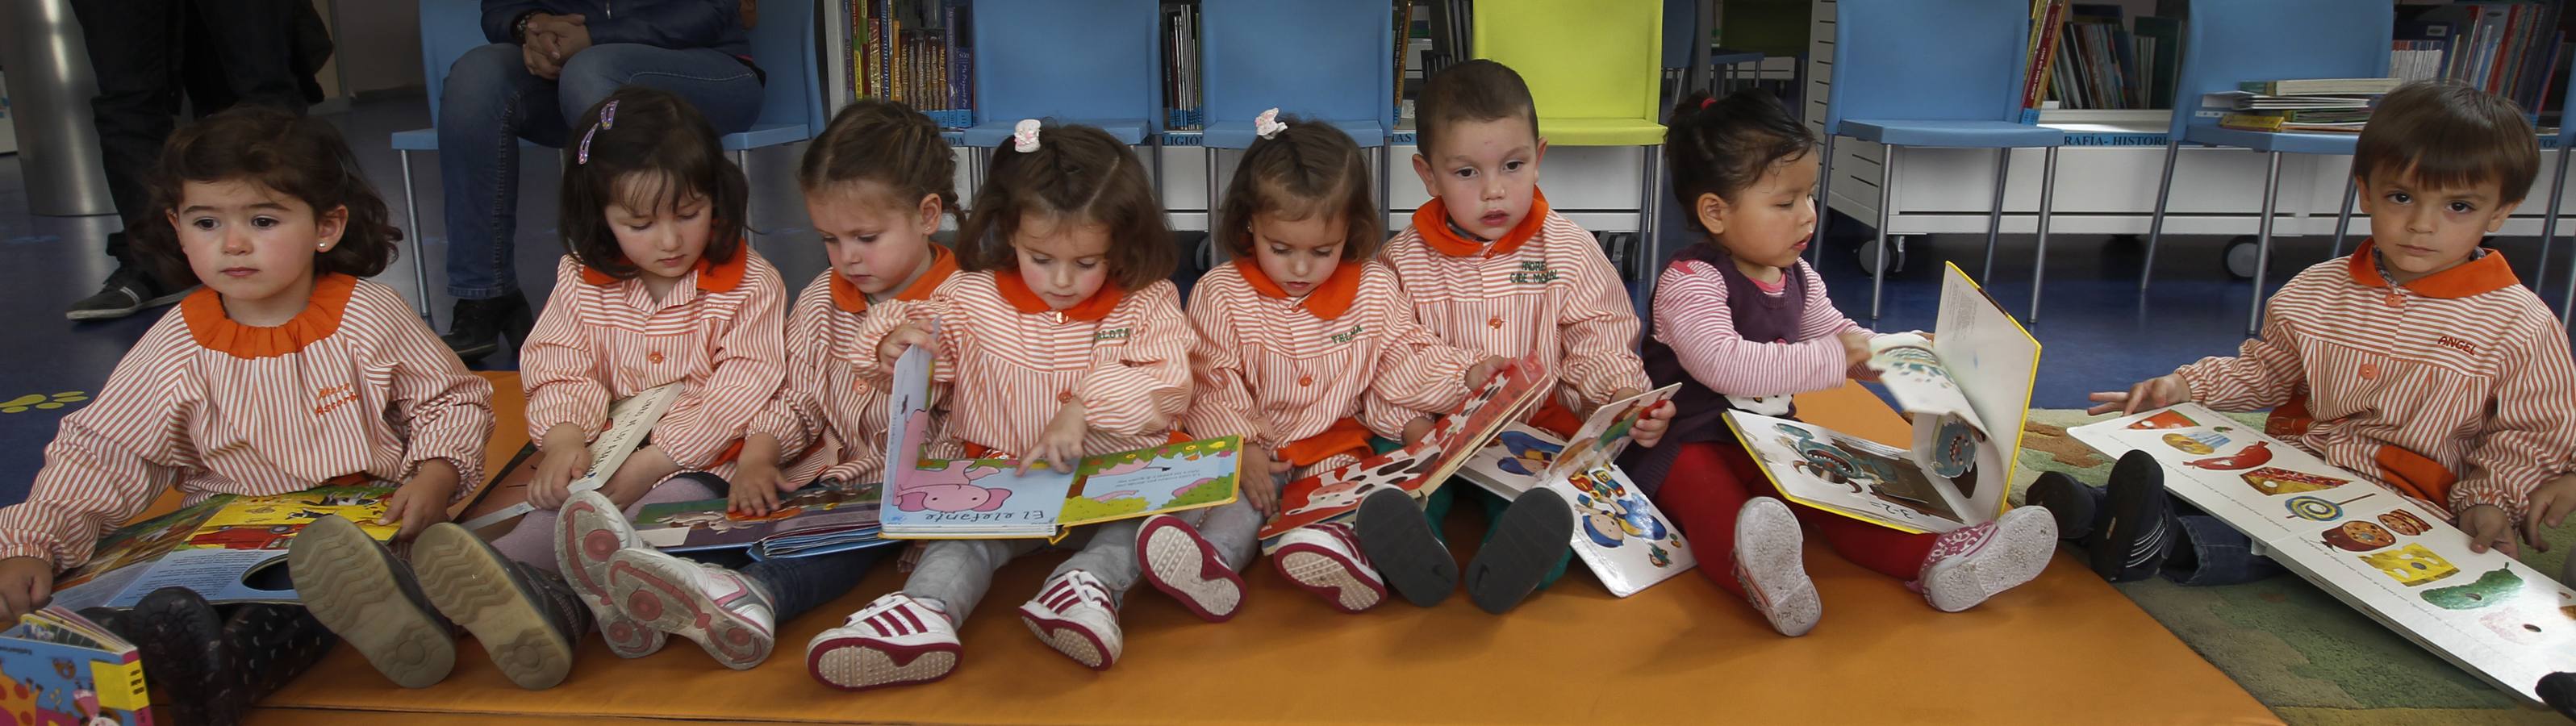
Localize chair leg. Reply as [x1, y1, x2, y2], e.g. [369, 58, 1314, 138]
[1378, 145, 1393, 237]
[2328, 171, 2357, 260]
[1983, 148, 2010, 283]
[1636, 145, 1665, 316]
[2541, 150, 2570, 301]
[1205, 146, 1223, 268]
[738, 149, 758, 247]
[1870, 146, 1898, 321]
[398, 150, 432, 324]
[1813, 134, 1838, 265]
[2248, 151, 2283, 336]
[2140, 137, 2183, 294]
[2030, 147, 2059, 324]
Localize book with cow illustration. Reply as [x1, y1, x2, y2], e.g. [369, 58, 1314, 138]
[875, 346, 1244, 540]
[1255, 348, 1554, 546]
[47, 484, 398, 611]
[1457, 384, 1697, 596]
[1725, 263, 2043, 534]
[2071, 404, 2576, 707]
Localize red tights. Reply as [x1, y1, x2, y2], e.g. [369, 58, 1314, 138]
[1651, 442, 1939, 595]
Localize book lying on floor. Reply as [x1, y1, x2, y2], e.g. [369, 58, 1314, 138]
[631, 482, 896, 561]
[460, 383, 683, 532]
[1255, 348, 1553, 546]
[1726, 263, 2042, 535]
[876, 346, 1244, 540]
[2070, 404, 2576, 707]
[1457, 384, 1697, 597]
[0, 607, 152, 724]
[47, 484, 398, 611]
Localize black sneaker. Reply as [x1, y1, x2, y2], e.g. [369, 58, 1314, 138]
[411, 522, 590, 690]
[65, 268, 191, 321]
[1464, 488, 1575, 615]
[2094, 450, 2179, 583]
[123, 587, 227, 725]
[441, 294, 534, 361]
[2024, 472, 2103, 542]
[288, 515, 457, 688]
[2536, 672, 2576, 720]
[1355, 487, 1457, 607]
[210, 603, 336, 715]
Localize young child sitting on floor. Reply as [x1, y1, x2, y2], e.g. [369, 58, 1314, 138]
[2031, 81, 2576, 585]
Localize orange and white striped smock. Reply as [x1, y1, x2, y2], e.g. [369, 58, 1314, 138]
[0, 274, 495, 568]
[750, 246, 962, 485]
[520, 250, 787, 478]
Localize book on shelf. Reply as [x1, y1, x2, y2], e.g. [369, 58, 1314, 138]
[47, 483, 399, 611]
[2045, 4, 2151, 111]
[2199, 90, 2378, 111]
[1163, 2, 1202, 131]
[2219, 113, 2365, 134]
[2020, 0, 2069, 122]
[850, 0, 973, 125]
[2132, 15, 2181, 110]
[2236, 78, 2404, 96]
[2405, 1, 2566, 111]
[0, 607, 152, 724]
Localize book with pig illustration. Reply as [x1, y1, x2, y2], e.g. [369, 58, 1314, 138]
[1458, 384, 1697, 596]
[1725, 264, 2042, 535]
[1255, 348, 1554, 546]
[876, 347, 1243, 540]
[2071, 404, 2576, 707]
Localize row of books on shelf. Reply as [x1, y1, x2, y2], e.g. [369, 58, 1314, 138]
[851, 0, 973, 127]
[2207, 78, 2401, 134]
[2393, 2, 2567, 111]
[1163, 2, 1203, 131]
[2023, 2, 2179, 117]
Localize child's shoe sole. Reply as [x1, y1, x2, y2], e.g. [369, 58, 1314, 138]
[604, 550, 774, 670]
[808, 635, 961, 691]
[1018, 608, 1117, 671]
[1464, 488, 1575, 615]
[413, 524, 574, 690]
[559, 491, 665, 658]
[1273, 543, 1385, 613]
[1735, 498, 1822, 637]
[1137, 515, 1245, 622]
[287, 515, 453, 688]
[1919, 507, 2059, 612]
[1355, 489, 1455, 607]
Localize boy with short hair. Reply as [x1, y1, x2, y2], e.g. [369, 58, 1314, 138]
[1356, 59, 1674, 615]
[2030, 81, 2576, 584]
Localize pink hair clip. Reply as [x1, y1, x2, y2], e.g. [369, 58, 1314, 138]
[1012, 119, 1043, 152]
[1254, 108, 1286, 140]
[577, 99, 619, 165]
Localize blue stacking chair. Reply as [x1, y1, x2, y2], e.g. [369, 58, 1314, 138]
[2140, 0, 2391, 334]
[389, 0, 822, 319]
[2546, 73, 2576, 323]
[958, 0, 1163, 186]
[1199, 0, 1397, 241]
[1816, 0, 2067, 321]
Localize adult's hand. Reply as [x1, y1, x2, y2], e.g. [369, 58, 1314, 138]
[528, 14, 593, 63]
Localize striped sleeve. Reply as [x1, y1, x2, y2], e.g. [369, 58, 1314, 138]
[1180, 280, 1264, 443]
[846, 296, 952, 386]
[655, 265, 791, 470]
[749, 280, 835, 461]
[1553, 232, 1651, 408]
[1360, 277, 1478, 439]
[1079, 282, 1192, 436]
[2453, 316, 2576, 523]
[2176, 296, 2307, 411]
[364, 294, 498, 499]
[1652, 261, 1847, 397]
[0, 328, 194, 568]
[520, 258, 614, 444]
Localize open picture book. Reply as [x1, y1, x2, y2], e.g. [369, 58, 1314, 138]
[2072, 404, 2576, 707]
[1725, 263, 2042, 534]
[460, 383, 682, 532]
[877, 346, 1242, 540]
[48, 483, 398, 611]
[1457, 384, 1697, 596]
[0, 607, 151, 725]
[632, 482, 894, 561]
[1255, 348, 1553, 545]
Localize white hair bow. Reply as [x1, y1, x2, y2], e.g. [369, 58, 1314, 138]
[1012, 119, 1043, 152]
[1254, 108, 1287, 140]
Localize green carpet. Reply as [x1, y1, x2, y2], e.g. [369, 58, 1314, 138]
[2013, 410, 2572, 726]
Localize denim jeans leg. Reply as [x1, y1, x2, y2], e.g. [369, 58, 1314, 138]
[554, 45, 765, 136]
[2164, 513, 2290, 586]
[740, 547, 891, 623]
[436, 43, 566, 300]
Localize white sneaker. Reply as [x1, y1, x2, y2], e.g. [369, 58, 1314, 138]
[1916, 505, 2059, 612]
[1269, 522, 1386, 613]
[1735, 497, 1822, 637]
[1136, 514, 1245, 622]
[1018, 570, 1122, 670]
[556, 490, 666, 658]
[604, 548, 776, 670]
[806, 594, 962, 691]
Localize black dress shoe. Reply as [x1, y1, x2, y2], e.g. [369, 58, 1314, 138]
[441, 293, 533, 361]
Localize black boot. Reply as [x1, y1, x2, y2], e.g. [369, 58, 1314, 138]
[1356, 487, 1457, 607]
[2094, 450, 2181, 583]
[2024, 471, 2103, 542]
[411, 523, 591, 690]
[207, 603, 336, 717]
[288, 515, 456, 688]
[1464, 488, 1576, 615]
[2540, 672, 2576, 720]
[440, 293, 533, 361]
[122, 587, 228, 725]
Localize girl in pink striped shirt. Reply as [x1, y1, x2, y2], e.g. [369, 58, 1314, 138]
[0, 107, 493, 719]
[1627, 90, 2055, 638]
[815, 121, 1192, 688]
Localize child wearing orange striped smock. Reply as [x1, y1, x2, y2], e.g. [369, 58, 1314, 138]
[1160, 110, 1493, 618]
[814, 120, 1190, 689]
[0, 107, 494, 720]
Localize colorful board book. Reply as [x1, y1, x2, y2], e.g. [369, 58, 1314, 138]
[1255, 348, 1553, 545]
[876, 347, 1243, 540]
[459, 383, 682, 532]
[47, 484, 397, 611]
[631, 482, 894, 561]
[2069, 403, 2576, 707]
[1456, 385, 1697, 597]
[1724, 263, 2042, 535]
[0, 607, 152, 724]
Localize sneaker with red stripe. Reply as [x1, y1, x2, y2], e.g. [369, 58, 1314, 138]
[1017, 570, 1121, 670]
[557, 490, 665, 659]
[603, 548, 776, 670]
[1136, 514, 1245, 622]
[805, 594, 961, 691]
[1269, 522, 1385, 613]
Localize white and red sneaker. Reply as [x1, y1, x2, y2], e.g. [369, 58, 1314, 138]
[1914, 505, 2058, 612]
[806, 594, 962, 691]
[1018, 570, 1122, 670]
[604, 548, 776, 670]
[1136, 514, 1246, 622]
[1734, 497, 1822, 637]
[1269, 522, 1385, 613]
[556, 490, 666, 658]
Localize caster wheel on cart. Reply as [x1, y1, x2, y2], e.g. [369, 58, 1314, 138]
[1857, 236, 1909, 277]
[2223, 236, 2261, 280]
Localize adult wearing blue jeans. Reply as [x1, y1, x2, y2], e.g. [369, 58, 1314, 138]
[437, 1, 764, 359]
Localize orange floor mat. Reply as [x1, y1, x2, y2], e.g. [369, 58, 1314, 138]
[243, 381, 2278, 725]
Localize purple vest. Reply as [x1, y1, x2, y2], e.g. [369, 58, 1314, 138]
[1618, 244, 1810, 496]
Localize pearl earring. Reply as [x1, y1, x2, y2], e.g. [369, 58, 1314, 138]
[316, 243, 328, 251]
